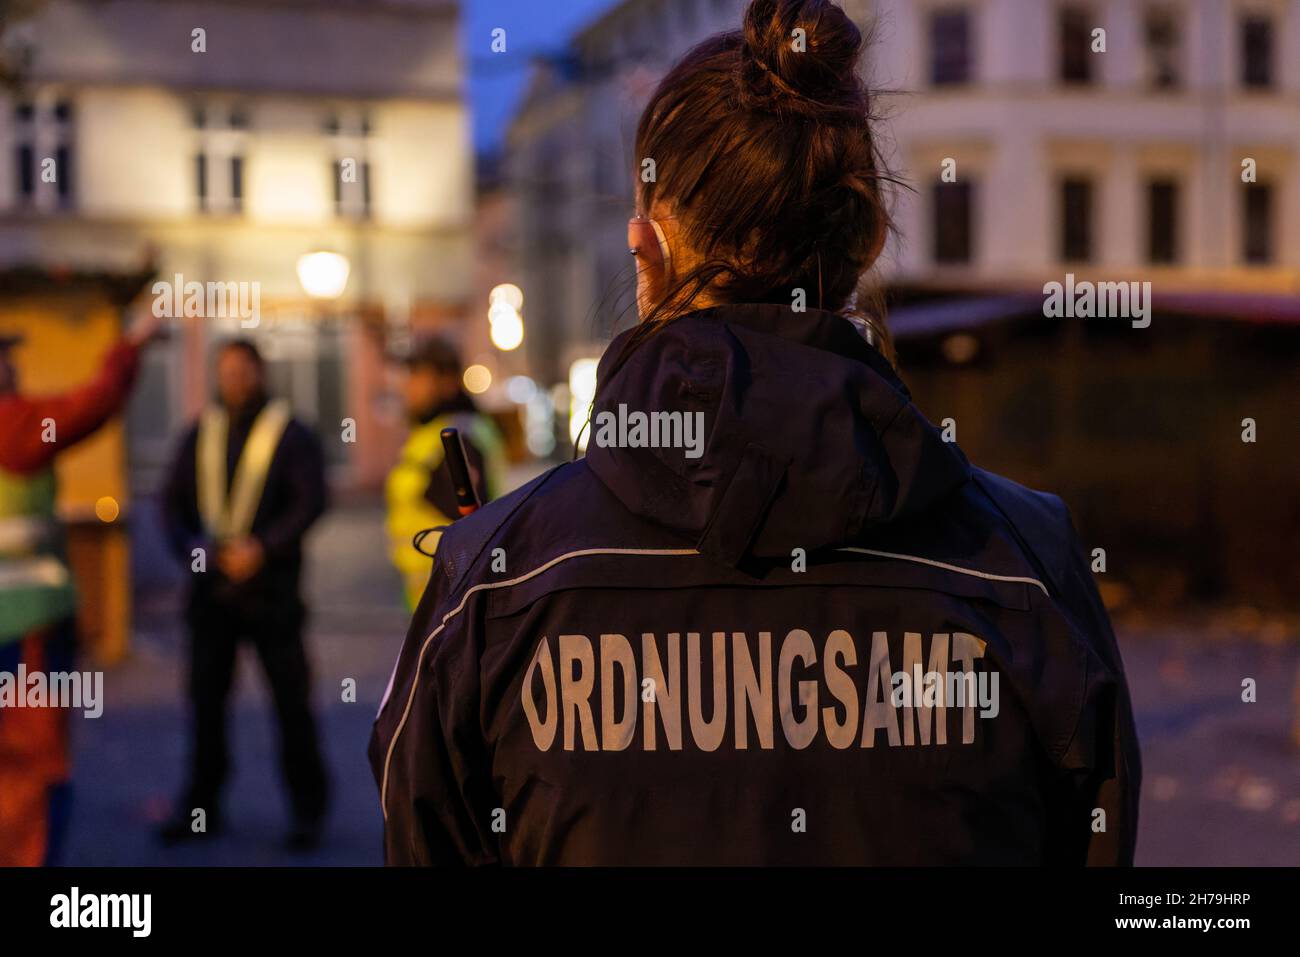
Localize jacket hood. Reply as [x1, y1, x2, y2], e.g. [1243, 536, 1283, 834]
[584, 303, 971, 567]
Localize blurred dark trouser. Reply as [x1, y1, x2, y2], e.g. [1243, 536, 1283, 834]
[0, 620, 74, 866]
[183, 597, 328, 825]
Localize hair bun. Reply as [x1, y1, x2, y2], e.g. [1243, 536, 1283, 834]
[738, 0, 863, 116]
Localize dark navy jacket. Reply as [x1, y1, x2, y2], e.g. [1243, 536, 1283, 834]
[369, 303, 1141, 866]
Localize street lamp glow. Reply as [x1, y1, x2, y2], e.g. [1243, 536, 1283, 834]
[488, 300, 519, 327]
[568, 358, 599, 400]
[296, 250, 350, 300]
[506, 375, 538, 404]
[568, 357, 599, 449]
[463, 364, 492, 394]
[489, 306, 524, 351]
[489, 283, 524, 311]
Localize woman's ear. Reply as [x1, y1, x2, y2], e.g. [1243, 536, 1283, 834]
[630, 215, 670, 321]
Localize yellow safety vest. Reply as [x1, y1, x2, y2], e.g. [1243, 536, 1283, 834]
[197, 399, 292, 541]
[384, 411, 505, 610]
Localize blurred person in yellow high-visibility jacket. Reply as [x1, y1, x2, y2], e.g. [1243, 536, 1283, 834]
[385, 338, 504, 610]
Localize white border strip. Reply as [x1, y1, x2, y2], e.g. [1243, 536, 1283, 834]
[837, 546, 1049, 596]
[380, 547, 698, 818]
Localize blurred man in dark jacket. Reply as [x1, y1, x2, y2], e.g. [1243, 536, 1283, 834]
[160, 338, 330, 850]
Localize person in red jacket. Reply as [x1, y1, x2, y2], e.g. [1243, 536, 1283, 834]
[0, 309, 164, 866]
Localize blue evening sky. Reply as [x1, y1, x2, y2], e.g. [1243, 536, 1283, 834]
[463, 0, 618, 155]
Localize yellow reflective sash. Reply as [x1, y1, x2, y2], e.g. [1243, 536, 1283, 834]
[197, 399, 292, 540]
[0, 515, 57, 557]
[0, 555, 69, 589]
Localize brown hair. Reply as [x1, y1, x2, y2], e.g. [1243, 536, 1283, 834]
[628, 0, 897, 363]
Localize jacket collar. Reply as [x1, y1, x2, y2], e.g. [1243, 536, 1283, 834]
[585, 303, 970, 567]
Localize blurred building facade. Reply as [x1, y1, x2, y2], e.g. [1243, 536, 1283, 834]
[1, 0, 474, 494]
[866, 0, 1300, 607]
[507, 0, 1299, 363]
[872, 0, 1300, 292]
[502, 0, 1300, 606]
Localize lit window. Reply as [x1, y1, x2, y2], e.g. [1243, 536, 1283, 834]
[329, 110, 373, 220]
[192, 103, 246, 215]
[13, 98, 75, 211]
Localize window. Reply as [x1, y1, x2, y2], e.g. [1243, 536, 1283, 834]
[1059, 177, 1094, 262]
[55, 145, 71, 207]
[12, 98, 74, 210]
[1240, 15, 1273, 88]
[1059, 5, 1094, 85]
[192, 104, 246, 214]
[51, 99, 74, 209]
[930, 9, 971, 86]
[195, 153, 208, 211]
[16, 143, 34, 203]
[1146, 178, 1179, 264]
[127, 344, 179, 467]
[14, 100, 32, 206]
[933, 180, 974, 264]
[331, 158, 371, 218]
[1242, 182, 1273, 264]
[314, 323, 349, 467]
[230, 155, 243, 211]
[1144, 6, 1180, 89]
[328, 109, 373, 219]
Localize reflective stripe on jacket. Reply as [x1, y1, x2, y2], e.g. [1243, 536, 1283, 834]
[197, 398, 292, 541]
